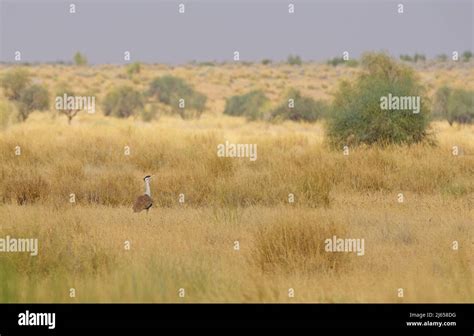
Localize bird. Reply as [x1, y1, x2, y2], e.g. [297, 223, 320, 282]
[132, 175, 153, 213]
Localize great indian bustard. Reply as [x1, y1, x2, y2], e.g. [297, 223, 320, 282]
[133, 175, 153, 213]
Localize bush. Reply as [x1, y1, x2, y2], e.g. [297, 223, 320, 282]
[0, 68, 49, 121]
[223, 90, 269, 120]
[327, 57, 345, 67]
[102, 86, 144, 118]
[261, 59, 272, 65]
[73, 52, 88, 66]
[448, 89, 473, 124]
[399, 54, 413, 62]
[270, 89, 328, 122]
[17, 84, 50, 121]
[326, 52, 430, 147]
[0, 68, 31, 100]
[462, 51, 473, 62]
[126, 62, 141, 77]
[400, 54, 426, 63]
[433, 86, 473, 125]
[147, 76, 206, 119]
[413, 53, 426, 62]
[327, 57, 358, 67]
[178, 91, 207, 119]
[197, 61, 216, 67]
[287, 54, 302, 66]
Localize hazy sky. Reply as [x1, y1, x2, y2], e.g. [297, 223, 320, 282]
[0, 0, 472, 64]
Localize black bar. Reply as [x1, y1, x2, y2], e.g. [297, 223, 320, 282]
[0, 304, 472, 333]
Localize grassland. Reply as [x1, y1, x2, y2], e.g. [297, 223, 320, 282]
[0, 63, 473, 302]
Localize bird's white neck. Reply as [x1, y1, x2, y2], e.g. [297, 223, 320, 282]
[144, 179, 151, 197]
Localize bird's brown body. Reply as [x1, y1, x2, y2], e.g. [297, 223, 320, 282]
[133, 194, 153, 213]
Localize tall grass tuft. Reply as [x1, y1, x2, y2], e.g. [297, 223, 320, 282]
[252, 213, 349, 275]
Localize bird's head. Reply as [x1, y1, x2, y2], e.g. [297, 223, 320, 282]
[144, 175, 152, 182]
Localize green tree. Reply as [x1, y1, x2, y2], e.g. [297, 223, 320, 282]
[271, 89, 328, 122]
[148, 76, 206, 119]
[73, 52, 88, 66]
[126, 62, 141, 78]
[327, 57, 345, 66]
[287, 54, 302, 66]
[102, 86, 144, 118]
[0, 68, 31, 100]
[224, 90, 269, 120]
[432, 86, 473, 125]
[447, 89, 473, 124]
[17, 84, 50, 121]
[462, 51, 473, 62]
[327, 52, 430, 147]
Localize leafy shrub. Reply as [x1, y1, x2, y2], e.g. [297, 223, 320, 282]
[178, 91, 207, 119]
[399, 54, 413, 62]
[327, 57, 345, 67]
[326, 52, 430, 147]
[448, 89, 473, 124]
[327, 57, 358, 67]
[102, 86, 144, 118]
[17, 84, 50, 121]
[261, 59, 272, 65]
[413, 53, 426, 62]
[223, 90, 269, 120]
[73, 52, 88, 66]
[147, 76, 206, 119]
[433, 86, 473, 125]
[287, 54, 302, 66]
[0, 68, 31, 100]
[400, 54, 426, 62]
[462, 51, 473, 62]
[198, 61, 216, 67]
[270, 89, 328, 122]
[0, 68, 49, 121]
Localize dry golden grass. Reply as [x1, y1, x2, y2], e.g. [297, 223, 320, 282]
[0, 115, 472, 303]
[0, 195, 472, 303]
[0, 62, 473, 302]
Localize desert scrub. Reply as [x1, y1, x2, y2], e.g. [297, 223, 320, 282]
[223, 90, 269, 120]
[327, 52, 431, 147]
[251, 212, 349, 275]
[270, 88, 328, 122]
[147, 75, 206, 119]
